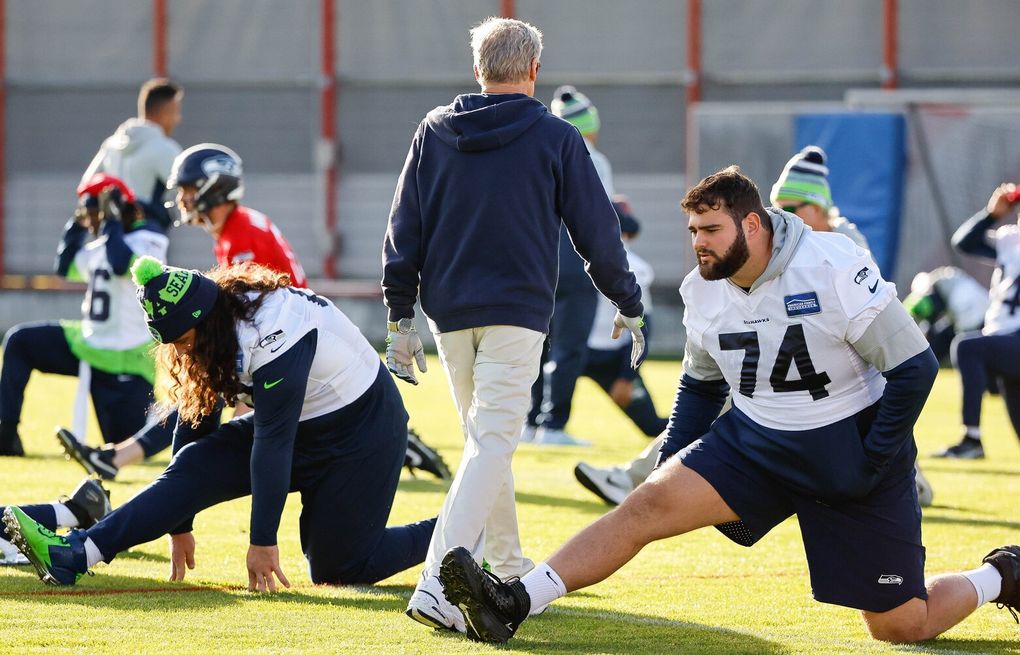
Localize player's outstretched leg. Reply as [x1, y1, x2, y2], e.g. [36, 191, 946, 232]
[2, 507, 90, 585]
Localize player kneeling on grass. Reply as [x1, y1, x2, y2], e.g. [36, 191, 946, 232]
[437, 166, 1020, 644]
[4, 257, 436, 590]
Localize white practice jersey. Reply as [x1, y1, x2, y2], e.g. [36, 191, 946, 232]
[235, 287, 381, 420]
[682, 232, 895, 431]
[589, 246, 654, 350]
[74, 229, 169, 350]
[983, 225, 1020, 335]
[929, 267, 988, 333]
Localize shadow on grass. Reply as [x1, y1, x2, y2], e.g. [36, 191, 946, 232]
[907, 637, 1020, 654]
[922, 514, 1020, 531]
[514, 490, 611, 516]
[922, 463, 1020, 478]
[116, 548, 171, 563]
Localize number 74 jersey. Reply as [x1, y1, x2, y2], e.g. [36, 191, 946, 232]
[681, 232, 895, 431]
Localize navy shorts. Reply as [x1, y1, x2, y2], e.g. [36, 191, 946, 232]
[680, 432, 927, 613]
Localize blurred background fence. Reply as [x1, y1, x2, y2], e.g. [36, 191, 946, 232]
[3, 0, 1020, 354]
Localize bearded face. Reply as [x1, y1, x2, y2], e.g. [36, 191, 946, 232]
[695, 223, 750, 281]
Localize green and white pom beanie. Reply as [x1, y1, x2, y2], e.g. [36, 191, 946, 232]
[770, 145, 834, 210]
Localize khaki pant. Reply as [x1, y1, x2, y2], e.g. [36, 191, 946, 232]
[423, 325, 544, 579]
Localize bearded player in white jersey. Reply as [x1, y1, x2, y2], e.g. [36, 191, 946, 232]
[438, 166, 1019, 645]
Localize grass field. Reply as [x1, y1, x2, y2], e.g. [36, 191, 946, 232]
[1, 357, 1018, 654]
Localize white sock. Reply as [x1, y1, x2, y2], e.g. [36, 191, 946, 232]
[50, 502, 79, 528]
[84, 537, 105, 568]
[964, 426, 982, 440]
[962, 563, 1002, 608]
[522, 563, 567, 615]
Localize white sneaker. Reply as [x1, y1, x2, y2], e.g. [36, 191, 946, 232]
[520, 424, 537, 443]
[0, 536, 28, 565]
[534, 427, 591, 447]
[406, 574, 466, 632]
[914, 463, 934, 508]
[574, 462, 633, 505]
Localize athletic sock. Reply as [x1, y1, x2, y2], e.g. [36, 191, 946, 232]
[522, 562, 567, 615]
[964, 426, 982, 441]
[84, 537, 105, 568]
[962, 563, 1003, 608]
[50, 502, 79, 528]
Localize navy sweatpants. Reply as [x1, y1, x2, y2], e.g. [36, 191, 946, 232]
[531, 285, 599, 430]
[86, 366, 436, 585]
[952, 329, 1020, 437]
[0, 322, 152, 443]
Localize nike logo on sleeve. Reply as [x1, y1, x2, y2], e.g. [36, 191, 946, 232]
[263, 378, 285, 389]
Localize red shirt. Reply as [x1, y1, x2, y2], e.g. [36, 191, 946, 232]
[215, 206, 308, 288]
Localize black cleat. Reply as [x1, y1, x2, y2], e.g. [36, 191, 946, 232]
[439, 546, 530, 644]
[60, 478, 112, 529]
[931, 436, 984, 460]
[0, 423, 24, 457]
[56, 428, 118, 480]
[983, 545, 1020, 623]
[405, 429, 451, 480]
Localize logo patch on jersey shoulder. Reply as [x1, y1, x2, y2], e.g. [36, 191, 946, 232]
[877, 574, 903, 585]
[231, 251, 255, 263]
[258, 329, 286, 349]
[784, 292, 821, 317]
[854, 267, 870, 285]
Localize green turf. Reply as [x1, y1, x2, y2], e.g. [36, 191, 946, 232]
[1, 359, 1018, 654]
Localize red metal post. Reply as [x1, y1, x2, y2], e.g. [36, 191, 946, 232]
[321, 0, 338, 278]
[500, 0, 515, 18]
[0, 0, 6, 276]
[882, 0, 898, 89]
[684, 0, 702, 181]
[153, 0, 167, 77]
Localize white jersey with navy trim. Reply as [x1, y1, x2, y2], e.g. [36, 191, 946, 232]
[74, 229, 169, 350]
[234, 287, 381, 420]
[983, 225, 1020, 335]
[682, 232, 894, 431]
[588, 246, 654, 350]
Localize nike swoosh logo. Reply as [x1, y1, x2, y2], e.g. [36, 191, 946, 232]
[263, 378, 285, 389]
[868, 280, 879, 293]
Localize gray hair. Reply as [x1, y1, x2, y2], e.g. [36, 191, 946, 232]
[470, 17, 543, 86]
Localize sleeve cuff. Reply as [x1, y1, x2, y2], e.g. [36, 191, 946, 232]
[387, 305, 415, 322]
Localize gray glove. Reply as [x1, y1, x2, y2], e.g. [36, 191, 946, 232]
[386, 318, 426, 385]
[611, 311, 649, 369]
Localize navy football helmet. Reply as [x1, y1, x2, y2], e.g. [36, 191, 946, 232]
[167, 143, 244, 224]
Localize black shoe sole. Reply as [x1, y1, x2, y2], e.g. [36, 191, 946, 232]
[440, 547, 513, 644]
[573, 465, 622, 506]
[55, 429, 116, 480]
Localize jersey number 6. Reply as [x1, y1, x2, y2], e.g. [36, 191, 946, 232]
[718, 324, 831, 400]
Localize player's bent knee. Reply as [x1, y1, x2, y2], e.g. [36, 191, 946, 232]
[863, 603, 929, 643]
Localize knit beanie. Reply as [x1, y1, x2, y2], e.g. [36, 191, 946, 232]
[613, 200, 641, 237]
[550, 85, 600, 137]
[131, 256, 219, 343]
[769, 145, 834, 210]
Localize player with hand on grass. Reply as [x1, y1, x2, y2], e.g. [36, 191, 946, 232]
[5, 257, 436, 590]
[438, 166, 1019, 644]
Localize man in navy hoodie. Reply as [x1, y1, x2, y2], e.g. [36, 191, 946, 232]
[382, 16, 647, 633]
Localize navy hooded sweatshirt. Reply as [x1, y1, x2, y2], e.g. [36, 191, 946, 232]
[382, 93, 642, 334]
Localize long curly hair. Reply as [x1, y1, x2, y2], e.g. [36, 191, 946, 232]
[157, 263, 292, 425]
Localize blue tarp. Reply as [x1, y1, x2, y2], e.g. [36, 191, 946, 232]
[794, 113, 906, 277]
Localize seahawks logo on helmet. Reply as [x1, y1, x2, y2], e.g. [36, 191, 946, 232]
[201, 155, 242, 179]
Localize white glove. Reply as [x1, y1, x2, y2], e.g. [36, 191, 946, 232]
[386, 318, 426, 385]
[611, 311, 649, 369]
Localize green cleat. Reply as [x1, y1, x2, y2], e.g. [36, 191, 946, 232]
[2, 506, 89, 585]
